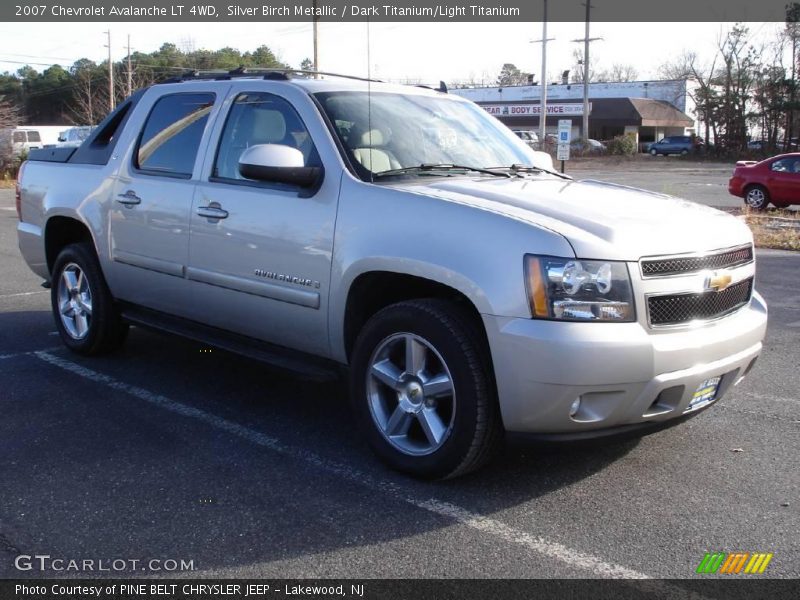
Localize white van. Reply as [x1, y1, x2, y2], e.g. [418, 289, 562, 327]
[11, 129, 43, 154]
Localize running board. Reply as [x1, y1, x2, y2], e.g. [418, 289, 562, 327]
[119, 304, 342, 382]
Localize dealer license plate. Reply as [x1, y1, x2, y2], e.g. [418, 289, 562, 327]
[688, 377, 721, 410]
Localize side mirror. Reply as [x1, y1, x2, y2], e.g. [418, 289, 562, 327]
[238, 144, 322, 188]
[57, 136, 66, 142]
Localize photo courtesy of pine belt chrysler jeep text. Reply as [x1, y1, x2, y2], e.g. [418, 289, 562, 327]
[16, 70, 767, 479]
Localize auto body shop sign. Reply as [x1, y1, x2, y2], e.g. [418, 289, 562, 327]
[482, 103, 591, 116]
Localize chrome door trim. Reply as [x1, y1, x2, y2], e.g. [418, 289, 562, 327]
[112, 250, 185, 278]
[185, 266, 320, 309]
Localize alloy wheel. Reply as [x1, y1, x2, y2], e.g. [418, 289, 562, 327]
[366, 332, 456, 456]
[746, 188, 766, 209]
[57, 262, 93, 339]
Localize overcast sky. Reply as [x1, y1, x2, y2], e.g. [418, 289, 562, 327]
[0, 21, 788, 84]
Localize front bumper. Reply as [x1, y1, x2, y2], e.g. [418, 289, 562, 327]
[482, 292, 767, 435]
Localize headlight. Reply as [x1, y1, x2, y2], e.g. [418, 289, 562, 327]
[524, 255, 635, 322]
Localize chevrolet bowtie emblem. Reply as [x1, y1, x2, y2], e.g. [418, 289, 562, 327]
[704, 271, 733, 292]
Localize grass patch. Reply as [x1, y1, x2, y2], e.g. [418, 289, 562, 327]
[740, 209, 800, 251]
[0, 179, 15, 189]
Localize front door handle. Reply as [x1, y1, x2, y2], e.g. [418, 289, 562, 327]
[116, 190, 141, 205]
[197, 204, 229, 219]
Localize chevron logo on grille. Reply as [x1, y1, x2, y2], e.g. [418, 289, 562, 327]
[704, 271, 733, 292]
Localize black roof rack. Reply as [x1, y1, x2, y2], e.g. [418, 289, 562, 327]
[157, 67, 383, 85]
[415, 81, 449, 94]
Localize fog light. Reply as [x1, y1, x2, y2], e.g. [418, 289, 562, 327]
[569, 398, 581, 417]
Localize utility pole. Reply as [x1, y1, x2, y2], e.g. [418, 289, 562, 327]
[530, 0, 554, 147]
[571, 3, 602, 141]
[312, 0, 319, 77]
[127, 34, 132, 97]
[104, 30, 115, 111]
[582, 4, 589, 140]
[789, 32, 797, 151]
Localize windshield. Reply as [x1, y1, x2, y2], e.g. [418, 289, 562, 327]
[313, 91, 544, 180]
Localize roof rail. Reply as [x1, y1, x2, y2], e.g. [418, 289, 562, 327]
[157, 66, 383, 84]
[415, 81, 449, 94]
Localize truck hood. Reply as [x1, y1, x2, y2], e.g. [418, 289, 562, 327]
[391, 175, 752, 261]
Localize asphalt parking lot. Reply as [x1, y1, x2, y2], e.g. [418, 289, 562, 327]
[569, 157, 796, 211]
[0, 184, 798, 580]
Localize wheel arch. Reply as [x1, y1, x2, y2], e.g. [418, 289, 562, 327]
[743, 183, 770, 208]
[338, 268, 491, 365]
[44, 215, 96, 276]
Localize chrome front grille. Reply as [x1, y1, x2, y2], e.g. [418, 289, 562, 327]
[647, 278, 753, 326]
[641, 245, 753, 278]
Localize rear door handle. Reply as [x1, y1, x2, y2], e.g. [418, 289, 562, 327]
[196, 205, 229, 219]
[116, 190, 141, 205]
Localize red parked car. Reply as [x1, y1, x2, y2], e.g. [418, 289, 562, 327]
[728, 153, 800, 210]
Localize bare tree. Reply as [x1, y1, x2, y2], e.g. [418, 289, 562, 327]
[659, 50, 720, 145]
[69, 66, 101, 125]
[451, 69, 494, 88]
[716, 24, 758, 150]
[0, 96, 20, 172]
[571, 48, 598, 83]
[496, 63, 534, 87]
[602, 63, 639, 82]
[749, 33, 788, 148]
[69, 63, 154, 125]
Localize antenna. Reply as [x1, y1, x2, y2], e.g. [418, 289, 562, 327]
[366, 18, 373, 183]
[312, 0, 319, 78]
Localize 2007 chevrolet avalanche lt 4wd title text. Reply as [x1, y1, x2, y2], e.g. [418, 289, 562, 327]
[16, 71, 767, 479]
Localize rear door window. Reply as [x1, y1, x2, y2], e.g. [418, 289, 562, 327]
[12, 131, 25, 143]
[135, 93, 215, 178]
[27, 131, 41, 142]
[771, 158, 800, 173]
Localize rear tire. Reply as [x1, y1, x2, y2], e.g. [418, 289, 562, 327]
[349, 299, 502, 479]
[680, 148, 689, 156]
[744, 185, 770, 211]
[51, 243, 128, 355]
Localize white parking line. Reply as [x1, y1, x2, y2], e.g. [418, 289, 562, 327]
[741, 391, 799, 405]
[0, 346, 62, 361]
[34, 350, 687, 583]
[0, 290, 48, 299]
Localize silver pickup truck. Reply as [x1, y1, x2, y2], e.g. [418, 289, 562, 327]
[16, 71, 767, 479]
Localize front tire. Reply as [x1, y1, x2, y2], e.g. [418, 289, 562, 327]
[350, 299, 502, 479]
[51, 243, 128, 355]
[649, 148, 658, 156]
[744, 185, 770, 211]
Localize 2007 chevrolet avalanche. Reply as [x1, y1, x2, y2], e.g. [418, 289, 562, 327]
[16, 70, 767, 478]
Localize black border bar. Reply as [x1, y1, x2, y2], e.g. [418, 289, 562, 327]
[1, 0, 795, 22]
[3, 579, 800, 600]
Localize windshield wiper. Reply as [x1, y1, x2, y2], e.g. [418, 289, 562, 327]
[487, 163, 572, 180]
[373, 163, 512, 179]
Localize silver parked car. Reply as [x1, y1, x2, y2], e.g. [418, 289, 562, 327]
[16, 71, 767, 478]
[56, 126, 94, 148]
[512, 129, 539, 148]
